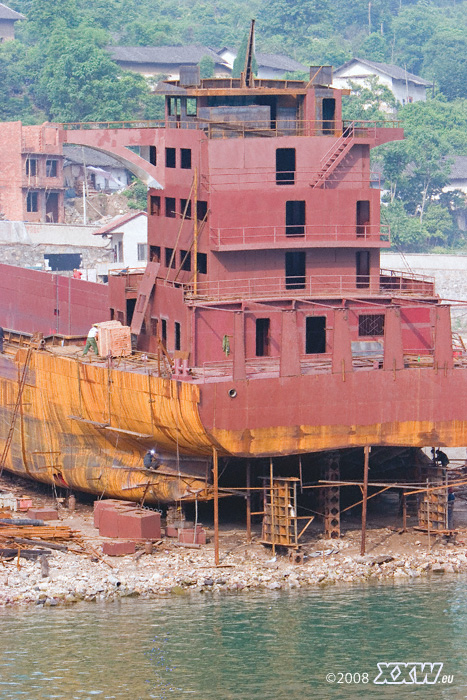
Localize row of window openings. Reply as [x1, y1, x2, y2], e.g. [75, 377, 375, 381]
[150, 195, 207, 221]
[112, 243, 207, 273]
[26, 159, 58, 177]
[285, 200, 370, 237]
[147, 318, 181, 351]
[284, 251, 371, 289]
[255, 314, 385, 357]
[148, 147, 192, 170]
[111, 310, 182, 352]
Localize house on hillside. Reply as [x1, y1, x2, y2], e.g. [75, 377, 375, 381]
[63, 145, 132, 195]
[0, 3, 25, 42]
[216, 47, 307, 78]
[93, 211, 148, 279]
[0, 122, 64, 224]
[333, 58, 431, 106]
[108, 44, 307, 81]
[108, 45, 230, 81]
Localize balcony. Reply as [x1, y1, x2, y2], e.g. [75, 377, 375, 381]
[209, 224, 390, 251]
[185, 270, 435, 302]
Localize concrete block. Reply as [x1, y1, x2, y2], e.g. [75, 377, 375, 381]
[165, 525, 178, 538]
[117, 510, 161, 539]
[93, 499, 135, 528]
[177, 527, 207, 545]
[102, 540, 136, 556]
[17, 497, 33, 512]
[98, 507, 128, 538]
[27, 508, 59, 521]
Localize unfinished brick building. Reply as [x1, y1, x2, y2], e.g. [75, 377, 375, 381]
[0, 122, 64, 223]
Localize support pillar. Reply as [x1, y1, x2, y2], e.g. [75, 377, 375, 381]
[233, 311, 246, 381]
[332, 309, 352, 378]
[212, 447, 219, 565]
[280, 310, 300, 377]
[323, 454, 340, 539]
[383, 307, 404, 372]
[360, 446, 370, 556]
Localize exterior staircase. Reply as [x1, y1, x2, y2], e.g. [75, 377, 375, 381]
[309, 124, 355, 189]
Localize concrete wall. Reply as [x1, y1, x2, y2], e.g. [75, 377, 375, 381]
[0, 221, 113, 273]
[382, 252, 467, 333]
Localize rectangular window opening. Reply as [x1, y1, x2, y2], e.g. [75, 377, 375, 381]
[165, 197, 176, 218]
[161, 318, 167, 345]
[255, 318, 270, 357]
[150, 195, 160, 215]
[165, 247, 175, 268]
[197, 200, 208, 221]
[165, 147, 176, 168]
[186, 98, 197, 117]
[276, 148, 296, 185]
[180, 250, 191, 271]
[174, 322, 181, 351]
[358, 314, 385, 337]
[356, 200, 370, 238]
[305, 316, 326, 354]
[137, 243, 147, 261]
[149, 145, 157, 166]
[150, 317, 158, 336]
[26, 192, 38, 212]
[286, 200, 305, 236]
[26, 159, 37, 176]
[46, 159, 58, 177]
[285, 251, 306, 289]
[180, 198, 192, 219]
[180, 148, 192, 169]
[356, 251, 370, 289]
[149, 245, 161, 263]
[197, 252, 207, 274]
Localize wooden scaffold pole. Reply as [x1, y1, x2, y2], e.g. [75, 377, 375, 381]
[213, 446, 219, 565]
[360, 446, 370, 556]
[246, 460, 252, 543]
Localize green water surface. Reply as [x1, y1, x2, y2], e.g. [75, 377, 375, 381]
[0, 577, 466, 699]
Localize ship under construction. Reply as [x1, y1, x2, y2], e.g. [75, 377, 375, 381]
[1, 35, 466, 543]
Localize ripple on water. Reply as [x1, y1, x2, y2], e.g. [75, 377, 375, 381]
[0, 578, 466, 700]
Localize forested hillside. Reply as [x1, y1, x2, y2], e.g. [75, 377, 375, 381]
[1, 0, 467, 250]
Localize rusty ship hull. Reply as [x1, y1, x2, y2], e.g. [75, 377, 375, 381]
[1, 335, 467, 502]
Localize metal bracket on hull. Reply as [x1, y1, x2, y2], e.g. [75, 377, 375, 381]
[68, 415, 152, 439]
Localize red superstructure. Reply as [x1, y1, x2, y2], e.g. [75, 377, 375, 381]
[104, 69, 466, 458]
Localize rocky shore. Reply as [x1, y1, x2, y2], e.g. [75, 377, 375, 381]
[1, 533, 467, 608]
[2, 471, 467, 609]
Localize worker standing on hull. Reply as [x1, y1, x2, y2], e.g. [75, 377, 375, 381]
[83, 324, 99, 356]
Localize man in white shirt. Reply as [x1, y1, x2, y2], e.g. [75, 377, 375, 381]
[83, 324, 99, 356]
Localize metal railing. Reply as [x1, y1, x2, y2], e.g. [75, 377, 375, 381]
[210, 223, 390, 248]
[186, 270, 435, 301]
[60, 118, 401, 139]
[207, 167, 382, 190]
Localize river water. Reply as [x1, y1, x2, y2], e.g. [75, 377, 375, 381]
[0, 577, 466, 700]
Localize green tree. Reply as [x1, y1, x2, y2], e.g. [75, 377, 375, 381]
[232, 30, 258, 78]
[358, 32, 388, 62]
[390, 5, 438, 75]
[423, 29, 467, 100]
[33, 26, 151, 122]
[382, 200, 428, 251]
[342, 76, 396, 121]
[379, 98, 467, 221]
[422, 203, 456, 247]
[199, 55, 215, 79]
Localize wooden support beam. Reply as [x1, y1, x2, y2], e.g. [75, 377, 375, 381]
[360, 446, 370, 556]
[213, 447, 219, 566]
[246, 460, 252, 543]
